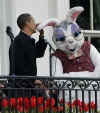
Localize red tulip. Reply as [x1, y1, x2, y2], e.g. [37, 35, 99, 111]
[58, 106, 64, 112]
[25, 104, 30, 113]
[38, 97, 43, 105]
[24, 97, 29, 105]
[2, 98, 8, 108]
[45, 98, 55, 107]
[66, 102, 71, 107]
[30, 96, 36, 108]
[80, 106, 83, 112]
[45, 102, 48, 111]
[77, 99, 81, 107]
[51, 98, 55, 107]
[17, 105, 23, 112]
[78, 101, 89, 112]
[39, 105, 43, 113]
[85, 104, 89, 112]
[60, 98, 64, 104]
[17, 97, 23, 105]
[52, 106, 57, 112]
[79, 101, 84, 108]
[10, 98, 16, 108]
[24, 97, 30, 113]
[90, 101, 95, 110]
[72, 100, 77, 108]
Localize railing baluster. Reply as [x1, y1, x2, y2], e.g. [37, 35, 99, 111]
[0, 76, 100, 113]
[88, 90, 91, 113]
[15, 89, 18, 113]
[36, 89, 38, 113]
[95, 90, 97, 113]
[49, 89, 52, 113]
[69, 90, 72, 113]
[23, 88, 25, 113]
[75, 89, 78, 113]
[82, 90, 85, 113]
[7, 96, 10, 113]
[29, 88, 32, 113]
[56, 88, 59, 113]
[1, 96, 5, 113]
[63, 89, 65, 113]
[43, 90, 45, 113]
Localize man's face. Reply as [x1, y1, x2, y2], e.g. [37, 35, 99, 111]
[26, 16, 36, 33]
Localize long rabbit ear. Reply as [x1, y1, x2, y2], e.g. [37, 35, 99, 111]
[66, 6, 84, 22]
[37, 18, 60, 31]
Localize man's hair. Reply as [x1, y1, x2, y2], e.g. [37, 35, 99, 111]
[17, 13, 32, 30]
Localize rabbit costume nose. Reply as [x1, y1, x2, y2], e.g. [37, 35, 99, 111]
[68, 40, 74, 44]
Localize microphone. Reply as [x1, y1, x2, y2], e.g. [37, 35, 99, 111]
[6, 26, 15, 75]
[6, 26, 12, 34]
[6, 26, 14, 41]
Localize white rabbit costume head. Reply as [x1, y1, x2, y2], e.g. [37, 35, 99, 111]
[37, 7, 84, 59]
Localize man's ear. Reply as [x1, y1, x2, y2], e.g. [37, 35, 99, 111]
[37, 18, 60, 31]
[66, 6, 84, 22]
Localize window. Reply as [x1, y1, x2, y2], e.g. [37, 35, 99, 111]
[70, 0, 100, 51]
[70, 0, 90, 29]
[94, 1, 100, 30]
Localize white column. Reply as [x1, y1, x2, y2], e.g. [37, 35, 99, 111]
[57, 0, 70, 20]
[0, 0, 15, 75]
[0, 0, 70, 76]
[48, 0, 57, 18]
[0, 0, 9, 75]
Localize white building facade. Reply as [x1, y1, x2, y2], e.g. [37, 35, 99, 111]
[0, 0, 99, 76]
[0, 0, 69, 76]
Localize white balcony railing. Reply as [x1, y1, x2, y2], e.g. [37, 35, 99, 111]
[81, 30, 100, 42]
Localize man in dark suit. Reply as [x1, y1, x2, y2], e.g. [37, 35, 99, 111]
[9, 13, 47, 97]
[9, 13, 47, 76]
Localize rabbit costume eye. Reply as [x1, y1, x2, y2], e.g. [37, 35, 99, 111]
[71, 23, 82, 40]
[54, 27, 65, 42]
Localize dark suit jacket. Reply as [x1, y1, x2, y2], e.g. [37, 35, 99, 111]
[8, 31, 47, 97]
[9, 31, 47, 76]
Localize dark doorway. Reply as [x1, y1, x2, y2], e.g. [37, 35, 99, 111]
[70, 0, 90, 30]
[70, 0, 100, 52]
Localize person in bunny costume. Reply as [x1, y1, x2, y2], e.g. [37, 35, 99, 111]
[37, 6, 100, 107]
